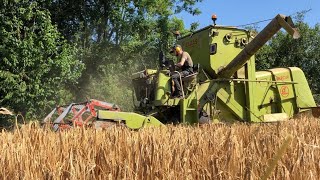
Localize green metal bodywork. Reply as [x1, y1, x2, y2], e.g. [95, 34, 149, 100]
[97, 111, 163, 129]
[98, 14, 316, 128]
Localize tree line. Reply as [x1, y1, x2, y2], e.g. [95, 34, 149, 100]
[0, 0, 319, 119]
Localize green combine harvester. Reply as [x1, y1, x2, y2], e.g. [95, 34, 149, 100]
[43, 14, 319, 131]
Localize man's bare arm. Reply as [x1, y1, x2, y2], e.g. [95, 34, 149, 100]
[176, 55, 186, 67]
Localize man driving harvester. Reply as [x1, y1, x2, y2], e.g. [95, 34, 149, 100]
[170, 44, 193, 98]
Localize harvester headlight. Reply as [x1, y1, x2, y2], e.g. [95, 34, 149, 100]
[224, 33, 232, 42]
[240, 38, 248, 46]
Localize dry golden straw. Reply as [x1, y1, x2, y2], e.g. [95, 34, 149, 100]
[0, 117, 319, 179]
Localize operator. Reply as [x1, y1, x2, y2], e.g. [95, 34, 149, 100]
[170, 44, 193, 98]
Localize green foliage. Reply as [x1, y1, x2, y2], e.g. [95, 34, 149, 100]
[0, 1, 84, 117]
[256, 13, 320, 101]
[39, 0, 202, 110]
[0, 0, 202, 120]
[87, 62, 139, 111]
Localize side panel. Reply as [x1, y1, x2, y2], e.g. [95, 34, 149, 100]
[210, 29, 248, 76]
[216, 81, 247, 122]
[198, 80, 247, 123]
[198, 67, 315, 123]
[97, 111, 163, 129]
[179, 28, 210, 74]
[178, 27, 250, 77]
[154, 70, 171, 105]
[254, 67, 316, 120]
[290, 67, 316, 108]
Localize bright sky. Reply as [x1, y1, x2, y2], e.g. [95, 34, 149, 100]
[177, 0, 320, 30]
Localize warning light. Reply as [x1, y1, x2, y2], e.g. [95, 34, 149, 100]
[211, 14, 217, 26]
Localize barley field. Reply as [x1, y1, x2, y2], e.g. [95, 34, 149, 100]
[0, 117, 320, 179]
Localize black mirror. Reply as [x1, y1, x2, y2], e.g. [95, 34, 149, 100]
[158, 51, 166, 67]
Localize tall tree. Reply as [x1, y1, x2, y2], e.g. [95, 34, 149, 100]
[0, 0, 84, 117]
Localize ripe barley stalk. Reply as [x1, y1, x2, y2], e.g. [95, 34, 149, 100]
[0, 116, 319, 179]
